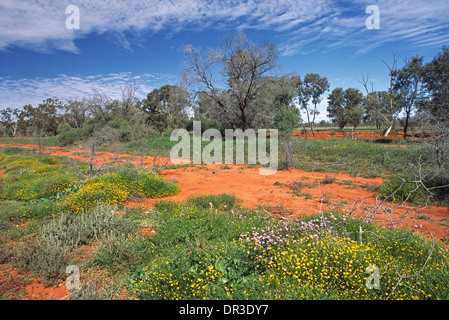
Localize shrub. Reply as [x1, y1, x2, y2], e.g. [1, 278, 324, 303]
[1, 171, 75, 201]
[186, 194, 238, 211]
[186, 117, 222, 133]
[62, 181, 129, 213]
[130, 204, 449, 300]
[11, 234, 71, 283]
[378, 176, 429, 203]
[57, 123, 94, 146]
[41, 204, 136, 247]
[321, 176, 337, 185]
[93, 232, 144, 270]
[21, 197, 62, 221]
[12, 204, 137, 283]
[0, 147, 26, 155]
[92, 168, 181, 198]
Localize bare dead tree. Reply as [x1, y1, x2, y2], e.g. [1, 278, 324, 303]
[182, 32, 279, 131]
[377, 53, 400, 137]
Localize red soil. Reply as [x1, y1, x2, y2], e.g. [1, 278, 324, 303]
[1, 138, 448, 299]
[0, 267, 69, 300]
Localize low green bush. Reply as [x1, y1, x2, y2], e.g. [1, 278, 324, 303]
[57, 123, 94, 146]
[378, 175, 449, 204]
[185, 193, 238, 211]
[11, 203, 138, 283]
[130, 200, 449, 300]
[90, 168, 181, 199]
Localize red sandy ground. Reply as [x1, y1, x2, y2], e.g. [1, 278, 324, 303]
[1, 137, 448, 299]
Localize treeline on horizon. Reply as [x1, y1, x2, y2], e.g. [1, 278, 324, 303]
[0, 33, 448, 145]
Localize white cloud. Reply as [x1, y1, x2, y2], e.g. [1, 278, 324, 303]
[0, 0, 447, 55]
[276, 0, 449, 56]
[0, 72, 177, 110]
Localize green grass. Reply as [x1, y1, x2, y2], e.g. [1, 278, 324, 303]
[2, 133, 438, 181]
[128, 197, 449, 300]
[0, 152, 181, 224]
[288, 138, 430, 179]
[1, 135, 448, 299]
[0, 136, 60, 147]
[102, 134, 436, 181]
[2, 188, 448, 299]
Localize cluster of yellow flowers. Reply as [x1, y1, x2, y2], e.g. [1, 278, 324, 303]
[133, 251, 225, 300]
[63, 181, 129, 213]
[133, 211, 449, 300]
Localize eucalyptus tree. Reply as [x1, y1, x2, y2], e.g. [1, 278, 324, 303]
[296, 73, 330, 136]
[182, 32, 279, 131]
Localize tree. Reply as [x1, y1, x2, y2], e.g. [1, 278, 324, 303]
[393, 56, 425, 139]
[422, 46, 449, 123]
[344, 88, 364, 134]
[142, 84, 190, 136]
[422, 46, 449, 177]
[0, 107, 22, 137]
[271, 74, 302, 137]
[377, 54, 402, 137]
[88, 89, 115, 126]
[362, 90, 391, 131]
[327, 87, 364, 134]
[273, 105, 302, 137]
[23, 98, 64, 155]
[327, 88, 347, 129]
[85, 126, 120, 173]
[182, 32, 279, 130]
[64, 98, 90, 129]
[297, 73, 330, 136]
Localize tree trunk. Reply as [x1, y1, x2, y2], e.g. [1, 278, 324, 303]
[36, 134, 42, 157]
[310, 122, 315, 137]
[351, 126, 357, 139]
[383, 124, 393, 137]
[89, 145, 95, 173]
[310, 104, 317, 137]
[403, 110, 411, 140]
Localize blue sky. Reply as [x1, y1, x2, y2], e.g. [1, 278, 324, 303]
[1, 0, 448, 121]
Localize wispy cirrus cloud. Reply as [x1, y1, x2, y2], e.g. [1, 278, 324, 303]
[277, 0, 449, 56]
[0, 0, 330, 53]
[0, 0, 448, 55]
[0, 72, 177, 109]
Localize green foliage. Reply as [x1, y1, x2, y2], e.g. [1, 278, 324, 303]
[378, 175, 449, 204]
[130, 201, 449, 300]
[0, 147, 26, 155]
[186, 117, 222, 133]
[92, 168, 181, 198]
[0, 153, 181, 219]
[185, 193, 239, 211]
[0, 154, 77, 202]
[2, 171, 75, 201]
[11, 204, 137, 283]
[288, 138, 434, 179]
[327, 87, 364, 130]
[62, 168, 180, 213]
[273, 106, 301, 137]
[142, 84, 189, 136]
[57, 123, 94, 146]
